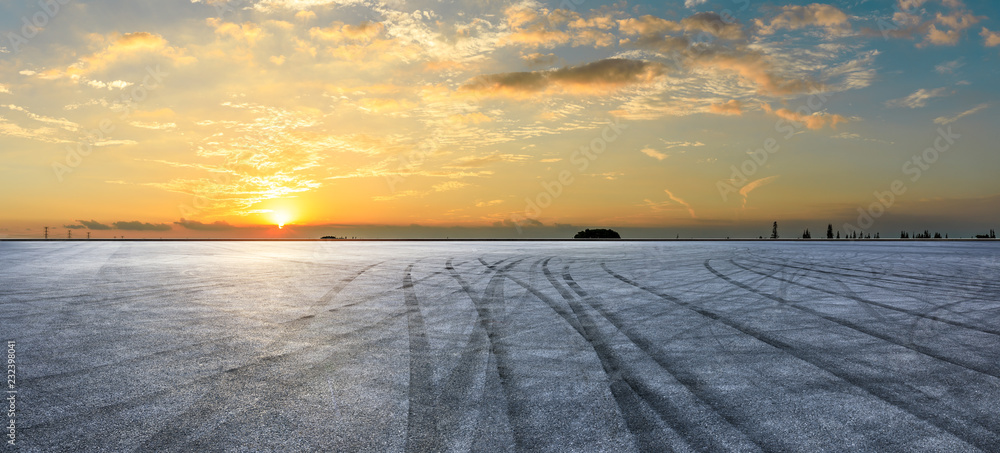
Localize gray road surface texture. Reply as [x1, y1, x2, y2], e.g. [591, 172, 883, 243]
[1, 241, 999, 452]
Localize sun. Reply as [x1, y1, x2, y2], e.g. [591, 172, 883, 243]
[272, 211, 293, 229]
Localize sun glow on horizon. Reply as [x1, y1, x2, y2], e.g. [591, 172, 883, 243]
[272, 211, 293, 229]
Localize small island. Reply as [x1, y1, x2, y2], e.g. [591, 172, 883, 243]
[574, 228, 621, 239]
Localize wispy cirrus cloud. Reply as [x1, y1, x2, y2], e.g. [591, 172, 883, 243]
[738, 176, 779, 208]
[933, 103, 988, 124]
[884, 87, 949, 108]
[664, 189, 696, 219]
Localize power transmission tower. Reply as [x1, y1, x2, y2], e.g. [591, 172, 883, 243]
[44, 226, 48, 239]
[68, 230, 71, 239]
[87, 232, 91, 240]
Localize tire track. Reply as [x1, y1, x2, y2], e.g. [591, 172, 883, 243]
[627, 260, 1000, 451]
[473, 257, 666, 450]
[736, 258, 1000, 335]
[522, 257, 674, 451]
[310, 261, 383, 309]
[35, 309, 408, 443]
[437, 258, 495, 451]
[402, 263, 441, 452]
[548, 259, 762, 452]
[749, 253, 1000, 293]
[709, 260, 1000, 379]
[603, 262, 1000, 451]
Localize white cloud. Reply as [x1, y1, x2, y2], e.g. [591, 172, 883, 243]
[641, 147, 667, 160]
[934, 58, 964, 74]
[0, 84, 10, 94]
[661, 140, 705, 149]
[253, 0, 366, 12]
[884, 87, 948, 109]
[86, 80, 132, 90]
[684, 0, 708, 7]
[93, 140, 139, 147]
[933, 103, 988, 125]
[130, 121, 177, 130]
[0, 119, 67, 143]
[3, 104, 79, 131]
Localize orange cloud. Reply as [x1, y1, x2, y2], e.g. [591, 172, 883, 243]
[58, 32, 193, 77]
[310, 21, 384, 43]
[619, 12, 742, 41]
[762, 103, 846, 130]
[295, 10, 316, 22]
[208, 19, 265, 45]
[462, 58, 664, 97]
[617, 15, 680, 36]
[694, 52, 822, 95]
[502, 5, 621, 48]
[983, 27, 1000, 47]
[680, 12, 744, 40]
[358, 97, 416, 113]
[449, 112, 493, 124]
[919, 12, 981, 46]
[755, 4, 851, 36]
[709, 100, 743, 116]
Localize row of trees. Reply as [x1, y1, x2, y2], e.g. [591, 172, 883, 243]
[975, 229, 997, 239]
[772, 222, 995, 239]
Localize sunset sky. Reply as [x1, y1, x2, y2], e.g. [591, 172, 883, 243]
[0, 0, 998, 238]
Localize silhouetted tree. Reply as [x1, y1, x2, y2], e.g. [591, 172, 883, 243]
[875, 232, 880, 239]
[836, 231, 840, 239]
[802, 229, 811, 239]
[827, 224, 834, 239]
[771, 222, 779, 239]
[574, 228, 621, 239]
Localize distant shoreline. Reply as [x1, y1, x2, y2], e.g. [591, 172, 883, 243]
[1, 238, 998, 242]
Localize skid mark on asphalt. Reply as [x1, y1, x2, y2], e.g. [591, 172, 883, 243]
[549, 259, 762, 452]
[402, 264, 441, 452]
[733, 258, 1000, 337]
[33, 258, 408, 445]
[603, 262, 1000, 451]
[749, 253, 1000, 303]
[312, 261, 383, 309]
[709, 260, 1000, 379]
[437, 258, 494, 451]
